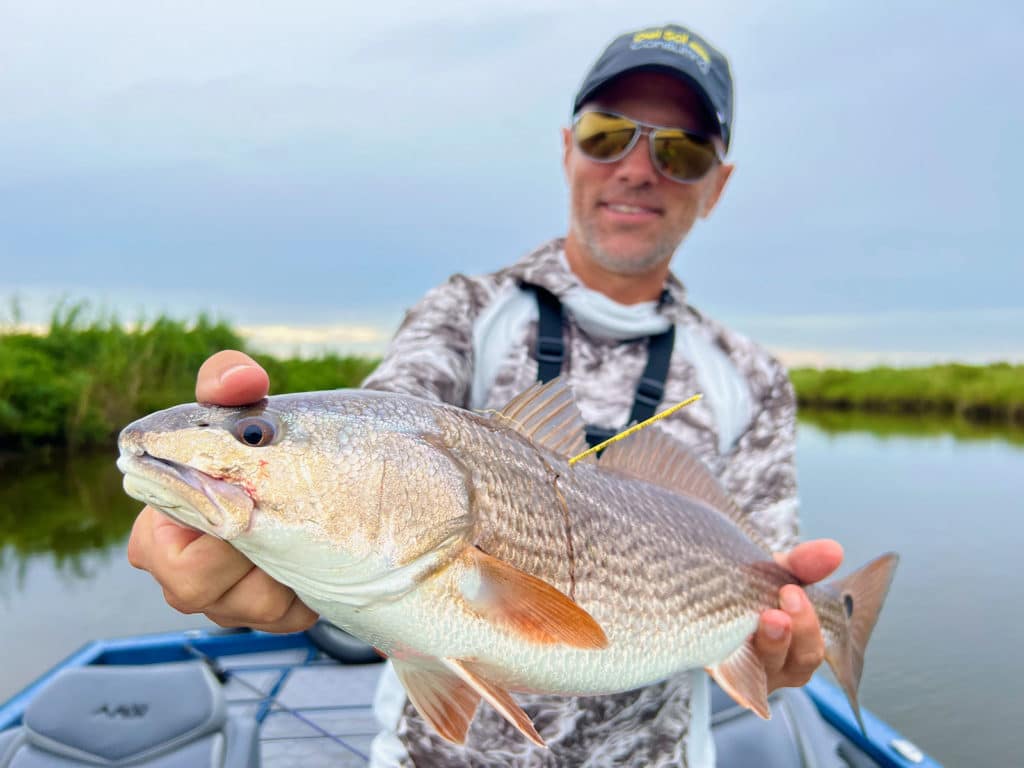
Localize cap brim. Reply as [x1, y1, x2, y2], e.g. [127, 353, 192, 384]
[573, 64, 727, 145]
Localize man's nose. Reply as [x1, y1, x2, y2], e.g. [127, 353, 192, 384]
[613, 133, 659, 186]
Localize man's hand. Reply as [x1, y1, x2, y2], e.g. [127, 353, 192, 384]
[755, 539, 844, 693]
[126, 350, 318, 633]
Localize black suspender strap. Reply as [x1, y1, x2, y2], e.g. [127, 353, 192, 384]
[522, 283, 676, 448]
[628, 325, 676, 426]
[528, 284, 565, 384]
[583, 424, 619, 447]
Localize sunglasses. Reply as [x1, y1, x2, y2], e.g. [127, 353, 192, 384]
[571, 110, 724, 184]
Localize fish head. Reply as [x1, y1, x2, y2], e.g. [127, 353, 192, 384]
[117, 399, 293, 541]
[117, 391, 476, 602]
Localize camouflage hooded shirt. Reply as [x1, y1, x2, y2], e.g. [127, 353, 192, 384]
[362, 238, 799, 767]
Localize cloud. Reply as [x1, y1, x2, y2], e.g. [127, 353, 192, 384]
[237, 322, 390, 357]
[727, 308, 1024, 368]
[1, 1, 1021, 364]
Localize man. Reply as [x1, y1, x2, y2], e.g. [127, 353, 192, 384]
[128, 23, 843, 767]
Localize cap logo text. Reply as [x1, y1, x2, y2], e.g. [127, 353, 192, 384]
[630, 28, 711, 75]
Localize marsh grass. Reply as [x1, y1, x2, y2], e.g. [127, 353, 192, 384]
[790, 364, 1024, 425]
[3, 306, 1021, 450]
[0, 305, 378, 451]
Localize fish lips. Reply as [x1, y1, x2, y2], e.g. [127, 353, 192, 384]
[117, 451, 254, 540]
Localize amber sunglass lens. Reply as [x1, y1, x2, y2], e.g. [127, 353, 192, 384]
[574, 113, 638, 161]
[652, 130, 716, 182]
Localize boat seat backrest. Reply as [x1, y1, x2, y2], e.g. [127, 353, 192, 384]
[0, 663, 258, 767]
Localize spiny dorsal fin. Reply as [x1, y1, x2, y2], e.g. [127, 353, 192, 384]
[492, 377, 591, 460]
[598, 426, 771, 551]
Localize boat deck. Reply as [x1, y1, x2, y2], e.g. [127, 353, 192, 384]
[0, 628, 940, 768]
[219, 647, 380, 766]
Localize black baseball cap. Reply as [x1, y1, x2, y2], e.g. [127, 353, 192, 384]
[572, 24, 734, 150]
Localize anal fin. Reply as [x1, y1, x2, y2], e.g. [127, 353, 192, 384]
[706, 639, 770, 719]
[391, 658, 481, 744]
[443, 658, 545, 747]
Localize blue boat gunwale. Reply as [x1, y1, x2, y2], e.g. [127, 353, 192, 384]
[0, 627, 940, 768]
[802, 676, 937, 768]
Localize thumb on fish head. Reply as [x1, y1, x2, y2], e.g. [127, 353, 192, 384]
[197, 351, 270, 406]
[773, 539, 844, 584]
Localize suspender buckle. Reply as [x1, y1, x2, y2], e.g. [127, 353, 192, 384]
[634, 376, 666, 409]
[536, 335, 564, 364]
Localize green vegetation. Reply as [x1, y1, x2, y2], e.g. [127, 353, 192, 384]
[258, 355, 379, 397]
[0, 306, 378, 451]
[798, 408, 1024, 447]
[790, 364, 1024, 426]
[3, 308, 1022, 451]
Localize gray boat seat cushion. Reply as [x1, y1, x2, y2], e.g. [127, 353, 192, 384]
[0, 663, 258, 767]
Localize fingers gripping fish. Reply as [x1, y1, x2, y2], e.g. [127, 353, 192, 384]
[116, 378, 897, 746]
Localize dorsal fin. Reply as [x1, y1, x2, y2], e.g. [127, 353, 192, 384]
[598, 427, 771, 550]
[492, 377, 590, 460]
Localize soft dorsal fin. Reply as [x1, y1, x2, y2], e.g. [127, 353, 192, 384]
[492, 377, 590, 460]
[598, 427, 771, 551]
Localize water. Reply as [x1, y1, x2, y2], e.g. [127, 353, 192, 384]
[2, 419, 1022, 766]
[0, 452, 212, 696]
[795, 416, 1024, 766]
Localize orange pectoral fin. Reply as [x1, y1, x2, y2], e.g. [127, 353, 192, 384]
[706, 639, 771, 720]
[463, 547, 609, 650]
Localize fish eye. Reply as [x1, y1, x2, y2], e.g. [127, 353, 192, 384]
[232, 416, 277, 447]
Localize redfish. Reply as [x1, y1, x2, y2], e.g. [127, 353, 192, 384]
[117, 379, 897, 745]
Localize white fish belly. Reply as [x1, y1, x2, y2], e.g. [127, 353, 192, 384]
[316, 584, 762, 696]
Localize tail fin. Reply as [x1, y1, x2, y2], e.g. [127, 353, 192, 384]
[822, 552, 899, 733]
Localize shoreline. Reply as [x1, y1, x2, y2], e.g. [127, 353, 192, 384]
[790, 364, 1024, 426]
[2, 315, 1021, 450]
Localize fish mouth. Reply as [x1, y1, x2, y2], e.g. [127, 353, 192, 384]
[116, 450, 255, 540]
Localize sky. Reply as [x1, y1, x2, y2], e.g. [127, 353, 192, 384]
[1, 1, 1021, 366]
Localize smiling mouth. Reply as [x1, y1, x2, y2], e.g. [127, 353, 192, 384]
[600, 202, 662, 216]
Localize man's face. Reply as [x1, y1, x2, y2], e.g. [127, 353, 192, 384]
[562, 71, 734, 278]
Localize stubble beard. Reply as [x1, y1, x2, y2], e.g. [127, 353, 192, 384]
[571, 215, 680, 276]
